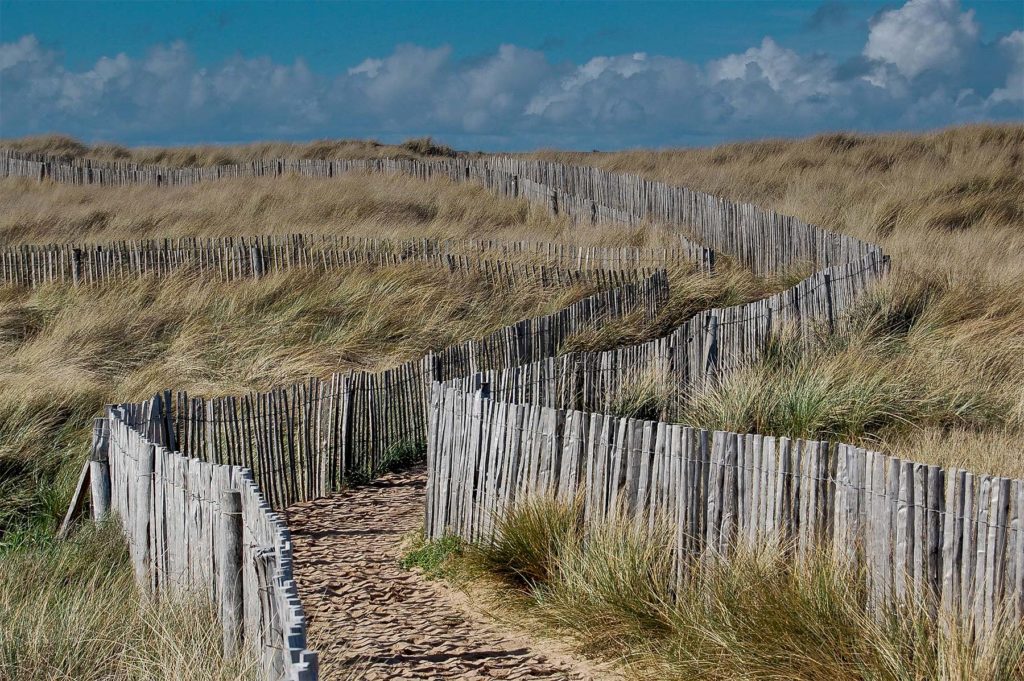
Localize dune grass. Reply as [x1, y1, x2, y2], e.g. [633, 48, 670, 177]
[1, 522, 253, 681]
[0, 162, 737, 679]
[533, 124, 1024, 282]
[0, 260, 602, 680]
[0, 171, 568, 246]
[0, 167, 717, 252]
[533, 124, 1024, 479]
[679, 267, 1024, 479]
[443, 496, 1024, 681]
[0, 133, 456, 165]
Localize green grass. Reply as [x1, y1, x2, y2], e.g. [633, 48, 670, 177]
[458, 496, 1024, 680]
[376, 438, 428, 475]
[400, 533, 463, 579]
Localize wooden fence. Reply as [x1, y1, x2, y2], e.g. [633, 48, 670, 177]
[425, 383, 1024, 640]
[444, 250, 888, 416]
[164, 271, 669, 508]
[97, 397, 317, 680]
[0, 233, 712, 288]
[3, 147, 863, 276]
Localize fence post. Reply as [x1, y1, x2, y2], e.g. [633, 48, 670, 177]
[702, 314, 719, 385]
[147, 393, 165, 444]
[71, 248, 82, 287]
[339, 373, 354, 482]
[134, 443, 155, 595]
[823, 271, 835, 333]
[162, 389, 177, 452]
[90, 417, 112, 521]
[251, 244, 266, 279]
[219, 487, 244, 657]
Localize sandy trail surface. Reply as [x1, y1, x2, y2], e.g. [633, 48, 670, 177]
[288, 467, 608, 680]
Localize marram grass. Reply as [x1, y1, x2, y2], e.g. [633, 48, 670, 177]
[458, 496, 1024, 681]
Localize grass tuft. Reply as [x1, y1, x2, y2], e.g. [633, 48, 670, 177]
[400, 534, 464, 579]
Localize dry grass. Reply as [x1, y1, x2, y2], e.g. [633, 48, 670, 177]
[0, 169, 706, 251]
[0, 162, 731, 680]
[1, 522, 254, 681]
[680, 260, 1024, 479]
[532, 124, 1024, 282]
[0, 165, 638, 681]
[0, 260, 605, 680]
[0, 172, 569, 246]
[4, 125, 1023, 677]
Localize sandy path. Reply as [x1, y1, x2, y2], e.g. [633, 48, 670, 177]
[287, 467, 600, 680]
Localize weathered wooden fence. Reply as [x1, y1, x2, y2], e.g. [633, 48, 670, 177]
[165, 271, 669, 508]
[3, 147, 866, 276]
[425, 383, 1024, 640]
[444, 249, 888, 416]
[0, 233, 712, 288]
[96, 397, 316, 680]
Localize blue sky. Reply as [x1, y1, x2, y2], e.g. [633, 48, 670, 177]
[1, 0, 1022, 150]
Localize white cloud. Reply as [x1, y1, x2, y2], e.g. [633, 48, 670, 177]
[0, 34, 46, 70]
[1, 0, 1020, 149]
[990, 30, 1024, 104]
[711, 37, 833, 96]
[864, 0, 979, 79]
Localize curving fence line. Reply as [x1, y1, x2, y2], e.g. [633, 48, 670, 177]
[21, 145, 928, 679]
[166, 270, 669, 508]
[442, 249, 888, 415]
[80, 267, 669, 681]
[2, 148, 878, 276]
[0, 233, 713, 288]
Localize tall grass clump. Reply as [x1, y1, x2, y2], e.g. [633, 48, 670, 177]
[466, 496, 1024, 680]
[0, 523, 254, 681]
[400, 533, 464, 579]
[682, 267, 1024, 478]
[605, 365, 677, 421]
[471, 496, 584, 587]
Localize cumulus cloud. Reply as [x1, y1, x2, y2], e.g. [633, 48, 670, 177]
[0, 0, 1021, 149]
[865, 0, 979, 79]
[991, 30, 1024, 105]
